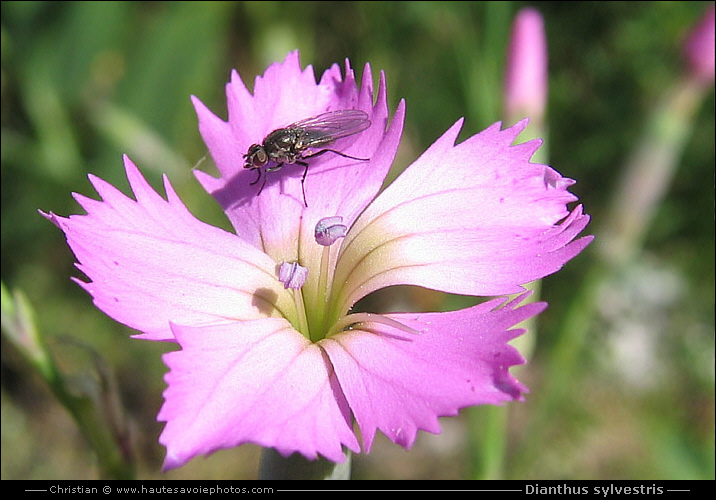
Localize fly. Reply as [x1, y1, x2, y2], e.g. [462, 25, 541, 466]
[243, 109, 371, 206]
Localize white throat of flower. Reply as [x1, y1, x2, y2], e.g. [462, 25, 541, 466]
[278, 216, 421, 343]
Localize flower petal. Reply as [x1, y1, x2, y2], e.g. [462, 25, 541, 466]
[334, 119, 593, 308]
[192, 51, 403, 264]
[303, 68, 405, 228]
[42, 156, 290, 341]
[159, 319, 359, 469]
[322, 294, 544, 451]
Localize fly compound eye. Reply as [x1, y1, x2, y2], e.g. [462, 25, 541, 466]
[245, 145, 268, 169]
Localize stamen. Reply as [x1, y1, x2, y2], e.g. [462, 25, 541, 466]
[314, 216, 348, 309]
[278, 261, 310, 339]
[278, 261, 308, 289]
[292, 287, 310, 340]
[315, 216, 348, 246]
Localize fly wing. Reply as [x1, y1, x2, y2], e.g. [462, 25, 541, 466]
[289, 109, 371, 148]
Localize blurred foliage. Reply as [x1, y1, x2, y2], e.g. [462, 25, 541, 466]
[1, 1, 713, 480]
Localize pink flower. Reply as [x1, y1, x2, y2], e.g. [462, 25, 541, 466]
[43, 51, 592, 470]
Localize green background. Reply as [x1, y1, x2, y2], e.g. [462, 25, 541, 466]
[1, 1, 713, 480]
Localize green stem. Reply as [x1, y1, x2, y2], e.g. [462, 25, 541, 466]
[258, 448, 351, 479]
[469, 405, 509, 480]
[1, 283, 135, 479]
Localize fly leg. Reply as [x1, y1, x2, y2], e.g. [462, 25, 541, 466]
[256, 161, 308, 206]
[302, 149, 369, 162]
[253, 163, 284, 196]
[249, 168, 262, 186]
[297, 160, 309, 207]
[296, 149, 369, 207]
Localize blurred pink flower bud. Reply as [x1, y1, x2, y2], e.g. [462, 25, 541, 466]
[504, 7, 548, 122]
[683, 4, 715, 85]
